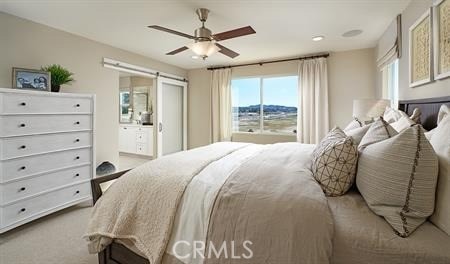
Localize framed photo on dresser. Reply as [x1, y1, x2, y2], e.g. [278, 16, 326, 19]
[12, 67, 51, 91]
[409, 8, 433, 87]
[433, 0, 450, 80]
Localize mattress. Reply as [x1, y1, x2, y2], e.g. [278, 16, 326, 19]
[328, 191, 450, 264]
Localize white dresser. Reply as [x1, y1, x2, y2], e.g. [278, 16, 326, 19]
[119, 124, 153, 156]
[0, 88, 95, 233]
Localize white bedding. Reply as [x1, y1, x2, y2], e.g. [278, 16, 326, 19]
[165, 144, 266, 263]
[89, 142, 450, 264]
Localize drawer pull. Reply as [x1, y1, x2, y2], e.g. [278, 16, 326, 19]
[75, 139, 80, 142]
[75, 104, 81, 107]
[75, 121, 80, 125]
[20, 208, 26, 213]
[75, 156, 80, 160]
[20, 102, 27, 106]
[75, 173, 80, 177]
[19, 166, 26, 170]
[19, 145, 26, 149]
[19, 123, 26, 127]
[75, 190, 80, 194]
[19, 187, 26, 192]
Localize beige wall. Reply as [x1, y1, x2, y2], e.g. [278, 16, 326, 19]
[328, 48, 377, 127]
[376, 0, 450, 100]
[187, 48, 376, 148]
[0, 12, 186, 166]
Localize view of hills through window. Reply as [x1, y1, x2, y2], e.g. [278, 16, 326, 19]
[232, 76, 298, 134]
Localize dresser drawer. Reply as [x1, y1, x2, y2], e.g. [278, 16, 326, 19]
[0, 115, 92, 137]
[136, 132, 148, 143]
[136, 143, 149, 155]
[1, 182, 91, 228]
[0, 165, 91, 204]
[0, 148, 91, 183]
[0, 93, 92, 114]
[0, 131, 92, 160]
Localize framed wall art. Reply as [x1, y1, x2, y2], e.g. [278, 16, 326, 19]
[12, 67, 51, 92]
[433, 0, 450, 80]
[409, 8, 433, 87]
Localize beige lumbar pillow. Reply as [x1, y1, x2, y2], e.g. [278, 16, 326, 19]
[429, 115, 450, 235]
[357, 125, 439, 237]
[358, 117, 397, 151]
[312, 127, 358, 197]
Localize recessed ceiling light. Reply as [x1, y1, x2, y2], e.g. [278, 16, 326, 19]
[191, 55, 200, 59]
[312, 36, 325, 41]
[342, 29, 363, 38]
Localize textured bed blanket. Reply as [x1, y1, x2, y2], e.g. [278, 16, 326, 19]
[85, 142, 249, 264]
[204, 143, 334, 264]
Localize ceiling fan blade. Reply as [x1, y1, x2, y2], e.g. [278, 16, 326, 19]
[148, 25, 195, 39]
[212, 26, 256, 41]
[216, 43, 239, 58]
[166, 46, 189, 55]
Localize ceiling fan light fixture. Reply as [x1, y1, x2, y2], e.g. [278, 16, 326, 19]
[188, 41, 220, 58]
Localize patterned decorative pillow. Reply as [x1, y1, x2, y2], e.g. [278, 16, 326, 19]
[312, 127, 358, 196]
[358, 117, 397, 151]
[356, 125, 439, 237]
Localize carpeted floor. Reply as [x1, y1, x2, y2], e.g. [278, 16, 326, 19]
[0, 204, 96, 264]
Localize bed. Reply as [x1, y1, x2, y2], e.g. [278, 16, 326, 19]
[88, 96, 450, 264]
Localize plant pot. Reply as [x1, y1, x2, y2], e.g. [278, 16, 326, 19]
[51, 84, 61, 92]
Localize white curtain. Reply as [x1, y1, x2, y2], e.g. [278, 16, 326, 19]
[297, 57, 329, 144]
[211, 68, 232, 142]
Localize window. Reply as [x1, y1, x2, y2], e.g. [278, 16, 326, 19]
[232, 76, 298, 134]
[382, 59, 399, 108]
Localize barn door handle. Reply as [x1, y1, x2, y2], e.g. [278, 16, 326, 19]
[159, 122, 162, 132]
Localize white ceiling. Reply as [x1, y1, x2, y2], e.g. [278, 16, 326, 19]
[0, 0, 411, 69]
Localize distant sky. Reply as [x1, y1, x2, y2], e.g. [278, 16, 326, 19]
[232, 76, 298, 107]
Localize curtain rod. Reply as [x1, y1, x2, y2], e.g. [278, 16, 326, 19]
[207, 53, 330, 71]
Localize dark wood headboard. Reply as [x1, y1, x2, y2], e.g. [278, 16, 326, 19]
[399, 96, 450, 131]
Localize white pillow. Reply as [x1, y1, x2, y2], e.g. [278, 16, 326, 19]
[344, 118, 363, 132]
[383, 106, 404, 123]
[390, 115, 416, 132]
[345, 124, 371, 145]
[437, 104, 450, 125]
[424, 129, 435, 141]
[430, 115, 450, 235]
[357, 125, 439, 237]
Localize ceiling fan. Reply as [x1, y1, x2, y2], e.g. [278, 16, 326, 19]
[148, 8, 255, 60]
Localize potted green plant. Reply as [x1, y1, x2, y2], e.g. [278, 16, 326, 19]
[41, 64, 74, 92]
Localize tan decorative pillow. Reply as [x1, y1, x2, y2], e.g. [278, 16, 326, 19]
[358, 117, 397, 151]
[356, 125, 439, 237]
[312, 127, 358, 197]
